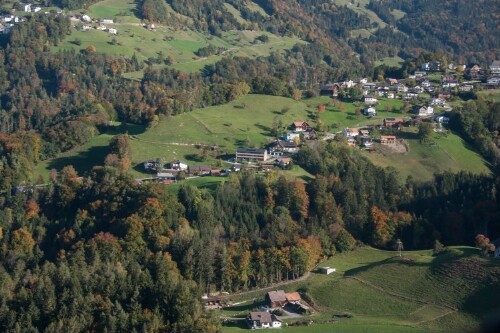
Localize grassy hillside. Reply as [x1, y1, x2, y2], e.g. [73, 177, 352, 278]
[56, 0, 303, 74]
[221, 246, 500, 333]
[32, 94, 490, 182]
[361, 128, 491, 182]
[129, 94, 311, 164]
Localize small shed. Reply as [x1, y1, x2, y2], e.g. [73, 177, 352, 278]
[320, 267, 336, 275]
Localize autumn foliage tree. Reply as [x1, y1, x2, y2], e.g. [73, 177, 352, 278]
[475, 234, 495, 257]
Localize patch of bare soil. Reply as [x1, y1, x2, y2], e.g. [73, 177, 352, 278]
[375, 140, 408, 154]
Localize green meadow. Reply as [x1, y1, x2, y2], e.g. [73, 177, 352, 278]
[32, 94, 490, 183]
[56, 0, 303, 74]
[361, 127, 491, 182]
[221, 246, 500, 333]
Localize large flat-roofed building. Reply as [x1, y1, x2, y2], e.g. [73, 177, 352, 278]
[236, 147, 268, 162]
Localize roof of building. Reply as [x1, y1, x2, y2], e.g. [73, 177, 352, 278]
[384, 117, 403, 122]
[267, 290, 287, 303]
[189, 165, 211, 171]
[249, 311, 272, 323]
[236, 147, 267, 154]
[293, 121, 307, 127]
[285, 292, 302, 303]
[381, 135, 397, 140]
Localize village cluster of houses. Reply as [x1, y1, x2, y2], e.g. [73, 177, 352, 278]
[71, 14, 118, 34]
[142, 159, 233, 184]
[322, 60, 500, 110]
[247, 290, 307, 329]
[0, 3, 65, 35]
[235, 121, 315, 165]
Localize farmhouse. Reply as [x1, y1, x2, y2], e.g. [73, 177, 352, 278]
[415, 106, 434, 117]
[386, 92, 395, 99]
[364, 96, 378, 105]
[81, 14, 91, 22]
[157, 172, 177, 183]
[383, 117, 404, 129]
[108, 28, 117, 34]
[364, 106, 376, 116]
[265, 290, 287, 308]
[247, 312, 282, 329]
[268, 140, 299, 155]
[490, 61, 500, 74]
[291, 121, 311, 132]
[202, 297, 222, 310]
[343, 128, 360, 137]
[236, 147, 268, 162]
[470, 64, 481, 76]
[395, 83, 408, 93]
[167, 160, 188, 171]
[320, 83, 340, 97]
[23, 3, 32, 12]
[380, 136, 397, 145]
[188, 165, 211, 176]
[361, 137, 373, 147]
[101, 19, 114, 24]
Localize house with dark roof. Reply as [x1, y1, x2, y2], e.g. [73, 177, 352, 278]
[188, 165, 211, 176]
[236, 148, 268, 162]
[383, 117, 404, 129]
[247, 311, 282, 329]
[268, 140, 299, 155]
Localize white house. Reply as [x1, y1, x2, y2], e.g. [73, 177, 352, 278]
[343, 128, 360, 137]
[387, 92, 395, 99]
[96, 24, 107, 30]
[169, 160, 188, 171]
[364, 106, 376, 116]
[283, 132, 300, 142]
[2, 15, 13, 23]
[33, 6, 42, 12]
[101, 18, 114, 24]
[431, 98, 446, 107]
[24, 3, 32, 12]
[82, 14, 91, 22]
[434, 116, 450, 124]
[81, 25, 92, 31]
[364, 96, 377, 105]
[417, 106, 434, 117]
[248, 312, 282, 329]
[490, 61, 500, 74]
[108, 28, 117, 34]
[396, 83, 408, 93]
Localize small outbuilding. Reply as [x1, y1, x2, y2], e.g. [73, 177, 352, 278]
[319, 267, 336, 275]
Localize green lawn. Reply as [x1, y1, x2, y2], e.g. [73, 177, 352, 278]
[221, 246, 500, 333]
[362, 127, 491, 182]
